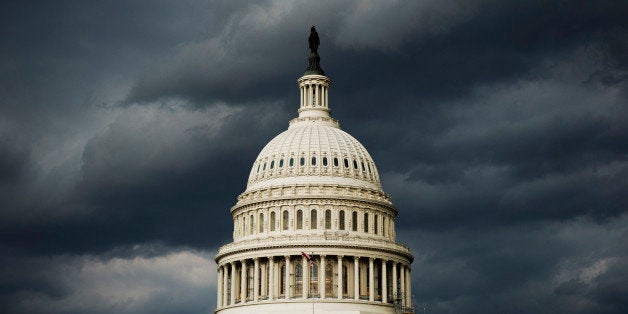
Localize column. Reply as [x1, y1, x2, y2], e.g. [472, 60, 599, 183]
[301, 86, 304, 107]
[302, 254, 308, 299]
[261, 261, 267, 298]
[399, 264, 405, 306]
[217, 266, 223, 307]
[320, 255, 326, 298]
[230, 262, 236, 305]
[223, 264, 229, 306]
[325, 85, 329, 108]
[353, 256, 359, 300]
[268, 257, 275, 300]
[369, 258, 375, 301]
[241, 260, 247, 302]
[382, 261, 387, 303]
[317, 85, 321, 107]
[285, 256, 291, 299]
[253, 258, 260, 302]
[337, 255, 343, 300]
[392, 263, 397, 301]
[405, 267, 411, 307]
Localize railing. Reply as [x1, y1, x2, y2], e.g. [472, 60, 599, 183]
[393, 292, 414, 314]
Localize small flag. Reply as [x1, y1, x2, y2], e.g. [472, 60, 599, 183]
[301, 251, 312, 261]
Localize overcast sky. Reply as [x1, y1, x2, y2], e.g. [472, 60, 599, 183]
[1, 1, 627, 313]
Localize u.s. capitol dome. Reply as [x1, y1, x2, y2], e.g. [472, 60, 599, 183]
[215, 27, 414, 314]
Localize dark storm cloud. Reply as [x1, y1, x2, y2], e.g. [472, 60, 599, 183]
[401, 215, 628, 313]
[1, 1, 628, 313]
[1, 101, 290, 255]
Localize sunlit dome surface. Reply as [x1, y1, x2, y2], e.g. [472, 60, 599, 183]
[246, 122, 381, 192]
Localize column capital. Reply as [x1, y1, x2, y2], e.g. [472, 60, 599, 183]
[337, 255, 344, 259]
[253, 257, 259, 261]
[369, 257, 375, 261]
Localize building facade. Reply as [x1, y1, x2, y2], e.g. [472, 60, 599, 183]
[215, 29, 414, 314]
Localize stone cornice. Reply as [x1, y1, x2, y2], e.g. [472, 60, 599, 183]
[233, 184, 394, 213]
[215, 234, 413, 262]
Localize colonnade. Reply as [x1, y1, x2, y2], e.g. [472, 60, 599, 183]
[300, 82, 329, 109]
[216, 254, 411, 309]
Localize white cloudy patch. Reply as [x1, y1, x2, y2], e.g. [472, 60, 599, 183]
[7, 247, 216, 314]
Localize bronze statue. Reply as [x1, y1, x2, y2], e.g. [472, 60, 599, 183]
[308, 26, 319, 53]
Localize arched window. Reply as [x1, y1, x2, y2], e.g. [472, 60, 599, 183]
[361, 161, 365, 171]
[325, 262, 334, 298]
[323, 157, 328, 166]
[270, 160, 274, 169]
[296, 210, 303, 230]
[311, 210, 317, 229]
[300, 157, 305, 166]
[263, 162, 266, 170]
[243, 216, 246, 236]
[280, 262, 286, 296]
[270, 212, 276, 231]
[333, 157, 339, 167]
[295, 262, 303, 296]
[352, 211, 358, 231]
[259, 213, 264, 233]
[250, 214, 254, 234]
[325, 209, 331, 229]
[283, 210, 289, 230]
[339, 210, 345, 230]
[289, 158, 294, 167]
[344, 158, 349, 168]
[353, 160, 358, 169]
[343, 264, 349, 296]
[257, 164, 260, 173]
[374, 214, 378, 235]
[279, 159, 284, 167]
[364, 213, 369, 233]
[247, 263, 254, 300]
[311, 157, 316, 166]
[311, 262, 319, 296]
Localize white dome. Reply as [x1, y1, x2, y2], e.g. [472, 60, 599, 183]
[246, 122, 381, 192]
[216, 33, 413, 314]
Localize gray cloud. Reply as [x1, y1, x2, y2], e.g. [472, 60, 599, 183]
[1, 1, 627, 313]
[0, 245, 216, 314]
